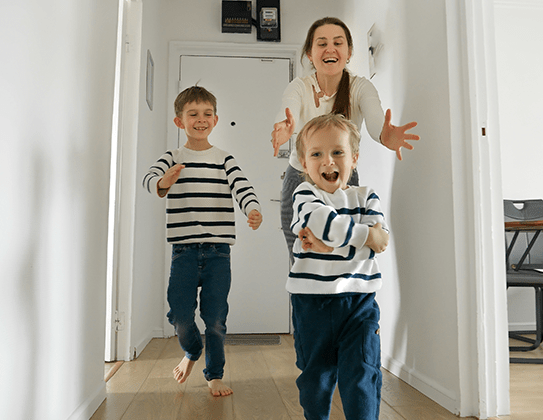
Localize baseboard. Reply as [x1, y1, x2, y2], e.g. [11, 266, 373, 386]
[67, 382, 106, 420]
[134, 328, 164, 358]
[382, 353, 458, 415]
[508, 322, 536, 331]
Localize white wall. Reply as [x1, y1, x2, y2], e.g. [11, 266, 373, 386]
[495, 1, 543, 330]
[129, 0, 464, 414]
[350, 0, 462, 411]
[129, 0, 170, 359]
[0, 1, 117, 419]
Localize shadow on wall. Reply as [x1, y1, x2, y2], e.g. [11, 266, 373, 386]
[387, 0, 457, 377]
[16, 151, 44, 420]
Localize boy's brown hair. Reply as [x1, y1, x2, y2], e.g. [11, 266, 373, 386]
[174, 85, 217, 117]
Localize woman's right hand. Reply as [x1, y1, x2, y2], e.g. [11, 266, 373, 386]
[272, 108, 295, 157]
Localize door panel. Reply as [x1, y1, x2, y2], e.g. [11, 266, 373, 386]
[179, 55, 290, 333]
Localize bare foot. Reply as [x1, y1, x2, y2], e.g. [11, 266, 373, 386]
[173, 357, 196, 384]
[207, 379, 233, 397]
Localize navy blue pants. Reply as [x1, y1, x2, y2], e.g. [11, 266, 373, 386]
[291, 293, 382, 420]
[166, 243, 231, 381]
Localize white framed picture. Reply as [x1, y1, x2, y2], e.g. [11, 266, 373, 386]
[146, 50, 154, 110]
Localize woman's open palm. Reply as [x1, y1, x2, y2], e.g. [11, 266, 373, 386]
[380, 109, 420, 161]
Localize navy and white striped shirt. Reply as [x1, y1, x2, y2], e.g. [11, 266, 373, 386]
[143, 146, 261, 245]
[287, 182, 388, 295]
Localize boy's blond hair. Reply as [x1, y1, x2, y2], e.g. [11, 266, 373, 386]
[174, 85, 217, 117]
[296, 113, 360, 162]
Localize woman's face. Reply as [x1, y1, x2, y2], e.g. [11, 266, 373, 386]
[307, 24, 352, 78]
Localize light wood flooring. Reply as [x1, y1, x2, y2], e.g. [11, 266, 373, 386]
[507, 335, 543, 420]
[93, 335, 542, 420]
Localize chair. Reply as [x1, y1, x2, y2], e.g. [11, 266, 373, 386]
[504, 199, 543, 364]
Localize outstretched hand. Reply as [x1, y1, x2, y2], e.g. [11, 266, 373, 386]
[299, 227, 333, 253]
[380, 109, 420, 161]
[272, 108, 295, 157]
[247, 209, 263, 230]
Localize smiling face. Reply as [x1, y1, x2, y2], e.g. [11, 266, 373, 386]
[174, 100, 218, 150]
[307, 24, 352, 78]
[300, 124, 358, 194]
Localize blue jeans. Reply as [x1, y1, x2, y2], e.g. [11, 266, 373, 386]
[167, 243, 231, 381]
[291, 293, 382, 420]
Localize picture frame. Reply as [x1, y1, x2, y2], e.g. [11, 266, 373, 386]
[146, 50, 154, 110]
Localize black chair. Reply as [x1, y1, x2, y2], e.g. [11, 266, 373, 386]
[504, 199, 543, 364]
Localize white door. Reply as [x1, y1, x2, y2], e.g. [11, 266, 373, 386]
[178, 55, 291, 333]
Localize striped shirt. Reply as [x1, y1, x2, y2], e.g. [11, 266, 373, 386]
[287, 182, 388, 295]
[143, 146, 261, 245]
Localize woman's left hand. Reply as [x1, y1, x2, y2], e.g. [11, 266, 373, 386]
[380, 109, 420, 161]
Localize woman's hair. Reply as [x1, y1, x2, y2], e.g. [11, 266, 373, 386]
[174, 85, 217, 117]
[296, 113, 360, 165]
[301, 17, 354, 119]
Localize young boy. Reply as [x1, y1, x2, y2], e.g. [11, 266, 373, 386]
[142, 86, 262, 397]
[288, 113, 389, 419]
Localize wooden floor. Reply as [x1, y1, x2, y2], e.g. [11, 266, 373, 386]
[507, 335, 543, 420]
[93, 335, 542, 420]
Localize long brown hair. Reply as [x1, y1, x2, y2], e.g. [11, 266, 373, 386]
[301, 17, 353, 119]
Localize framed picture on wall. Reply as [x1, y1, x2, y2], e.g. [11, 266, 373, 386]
[146, 50, 154, 110]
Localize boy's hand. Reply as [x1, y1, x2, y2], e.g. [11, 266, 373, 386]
[365, 223, 389, 253]
[247, 210, 262, 230]
[158, 164, 185, 190]
[299, 227, 333, 253]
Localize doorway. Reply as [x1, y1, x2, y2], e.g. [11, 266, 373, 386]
[175, 54, 291, 334]
[164, 42, 301, 336]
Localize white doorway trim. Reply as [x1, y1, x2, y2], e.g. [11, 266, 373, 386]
[446, 0, 509, 417]
[105, 0, 126, 363]
[106, 0, 144, 362]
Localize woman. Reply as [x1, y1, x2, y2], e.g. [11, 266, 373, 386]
[272, 17, 419, 262]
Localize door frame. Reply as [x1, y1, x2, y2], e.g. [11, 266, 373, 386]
[106, 0, 144, 361]
[164, 41, 302, 336]
[445, 0, 509, 416]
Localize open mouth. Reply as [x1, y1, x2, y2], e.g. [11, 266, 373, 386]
[323, 58, 338, 64]
[194, 127, 208, 131]
[322, 171, 339, 182]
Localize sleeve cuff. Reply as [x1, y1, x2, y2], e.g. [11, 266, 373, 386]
[349, 224, 370, 249]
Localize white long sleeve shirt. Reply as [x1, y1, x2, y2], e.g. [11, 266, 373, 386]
[287, 182, 388, 295]
[275, 71, 386, 171]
